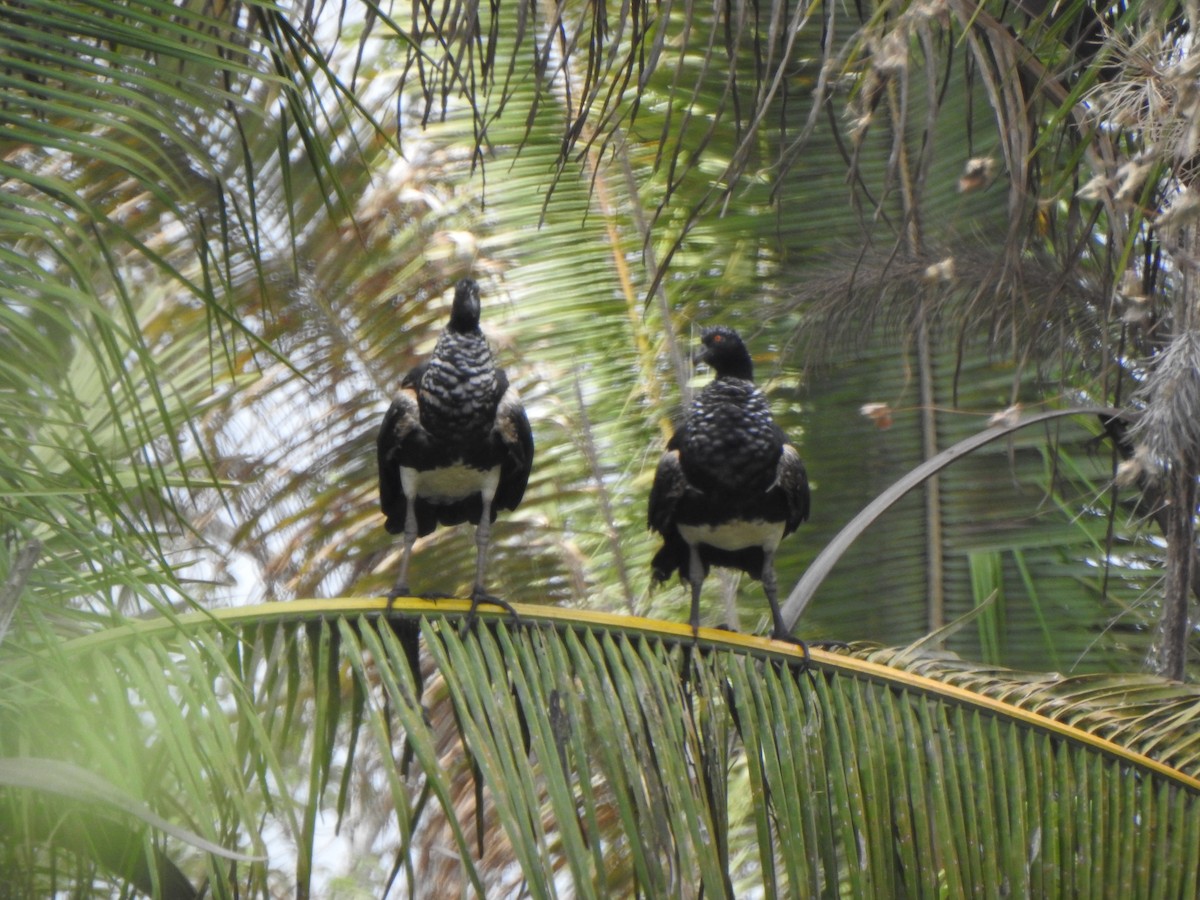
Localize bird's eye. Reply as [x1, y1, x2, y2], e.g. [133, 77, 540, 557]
[712, 334, 723, 343]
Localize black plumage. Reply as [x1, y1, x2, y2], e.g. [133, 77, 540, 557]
[377, 278, 533, 613]
[648, 326, 810, 640]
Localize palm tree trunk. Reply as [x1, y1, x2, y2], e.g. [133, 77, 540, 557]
[1152, 466, 1196, 680]
[917, 312, 944, 633]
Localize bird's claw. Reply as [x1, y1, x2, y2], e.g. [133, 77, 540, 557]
[770, 630, 813, 674]
[460, 589, 521, 633]
[384, 585, 410, 614]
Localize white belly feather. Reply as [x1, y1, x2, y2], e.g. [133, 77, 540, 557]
[401, 464, 501, 504]
[679, 519, 785, 553]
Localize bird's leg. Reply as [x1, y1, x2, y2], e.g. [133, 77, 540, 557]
[687, 543, 705, 639]
[471, 498, 491, 601]
[387, 499, 419, 612]
[463, 494, 518, 629]
[761, 554, 786, 638]
[763, 553, 810, 665]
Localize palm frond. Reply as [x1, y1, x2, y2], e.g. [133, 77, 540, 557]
[4, 601, 1199, 896]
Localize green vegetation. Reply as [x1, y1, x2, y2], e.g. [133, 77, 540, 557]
[3, 0, 1200, 894]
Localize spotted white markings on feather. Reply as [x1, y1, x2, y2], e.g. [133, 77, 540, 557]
[678, 519, 785, 552]
[400, 464, 501, 503]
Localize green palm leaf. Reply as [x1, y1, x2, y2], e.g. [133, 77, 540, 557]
[5, 602, 1199, 896]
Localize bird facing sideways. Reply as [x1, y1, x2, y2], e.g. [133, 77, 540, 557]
[377, 278, 534, 616]
[648, 326, 810, 641]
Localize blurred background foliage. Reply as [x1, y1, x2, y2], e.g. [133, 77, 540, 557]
[140, 0, 1164, 673]
[0, 0, 1172, 668]
[3, 0, 1200, 893]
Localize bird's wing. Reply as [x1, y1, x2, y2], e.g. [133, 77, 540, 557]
[494, 379, 534, 511]
[377, 389, 421, 534]
[400, 361, 428, 393]
[648, 447, 689, 535]
[773, 442, 811, 534]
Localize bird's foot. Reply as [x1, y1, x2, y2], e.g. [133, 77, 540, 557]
[769, 629, 813, 673]
[384, 584, 411, 614]
[460, 588, 521, 633]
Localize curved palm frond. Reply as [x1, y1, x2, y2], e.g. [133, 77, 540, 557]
[4, 601, 1199, 896]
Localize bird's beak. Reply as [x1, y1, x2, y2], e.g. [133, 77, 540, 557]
[693, 346, 710, 367]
